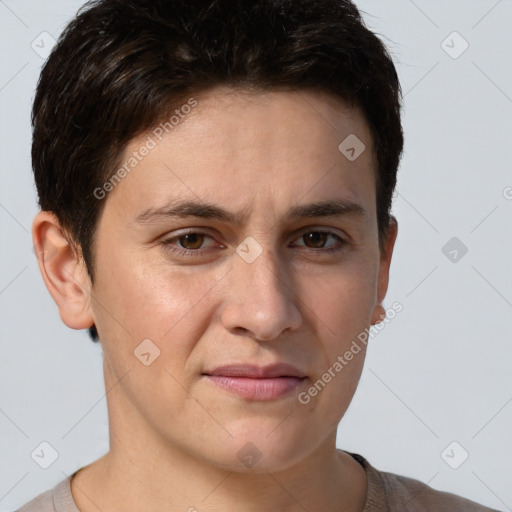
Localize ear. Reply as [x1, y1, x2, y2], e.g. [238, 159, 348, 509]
[32, 210, 95, 330]
[370, 216, 398, 325]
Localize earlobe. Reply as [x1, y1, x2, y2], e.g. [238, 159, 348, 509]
[370, 303, 386, 325]
[32, 211, 95, 330]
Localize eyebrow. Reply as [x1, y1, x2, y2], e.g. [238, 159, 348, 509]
[134, 198, 368, 225]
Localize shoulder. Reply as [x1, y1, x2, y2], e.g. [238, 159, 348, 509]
[344, 451, 502, 512]
[377, 469, 500, 511]
[16, 475, 74, 512]
[16, 487, 55, 512]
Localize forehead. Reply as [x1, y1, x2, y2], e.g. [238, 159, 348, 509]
[105, 86, 377, 227]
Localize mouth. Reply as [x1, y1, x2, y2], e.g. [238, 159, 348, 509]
[202, 363, 307, 401]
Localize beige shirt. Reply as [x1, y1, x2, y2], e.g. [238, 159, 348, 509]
[16, 451, 501, 512]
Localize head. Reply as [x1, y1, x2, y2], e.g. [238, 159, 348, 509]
[32, 0, 402, 471]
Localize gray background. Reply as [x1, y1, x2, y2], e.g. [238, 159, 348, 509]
[1, 1, 511, 510]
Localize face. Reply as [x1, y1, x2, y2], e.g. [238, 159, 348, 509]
[84, 87, 395, 472]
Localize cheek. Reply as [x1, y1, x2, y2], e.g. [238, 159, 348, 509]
[92, 259, 221, 406]
[296, 261, 377, 337]
[100, 257, 222, 337]
[97, 261, 230, 387]
[293, 263, 374, 416]
[299, 322, 367, 433]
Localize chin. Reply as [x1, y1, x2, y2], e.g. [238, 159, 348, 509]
[198, 423, 312, 473]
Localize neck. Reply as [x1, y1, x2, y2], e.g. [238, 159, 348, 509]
[72, 442, 367, 512]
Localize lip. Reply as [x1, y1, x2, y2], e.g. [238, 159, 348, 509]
[204, 363, 306, 379]
[202, 363, 307, 400]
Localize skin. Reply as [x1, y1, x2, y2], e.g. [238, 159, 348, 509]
[33, 86, 398, 512]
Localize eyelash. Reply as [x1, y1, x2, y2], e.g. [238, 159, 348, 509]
[161, 229, 348, 257]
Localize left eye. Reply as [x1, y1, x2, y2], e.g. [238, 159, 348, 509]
[293, 231, 342, 249]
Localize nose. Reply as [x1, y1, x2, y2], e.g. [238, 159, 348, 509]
[220, 241, 302, 341]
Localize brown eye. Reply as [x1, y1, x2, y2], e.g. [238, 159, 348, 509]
[302, 232, 329, 249]
[177, 233, 205, 250]
[161, 231, 217, 255]
[295, 231, 344, 250]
